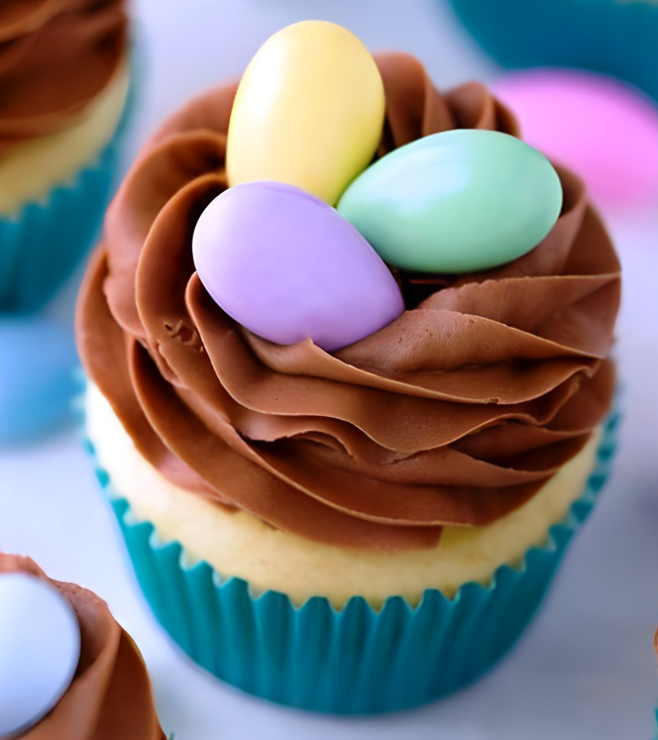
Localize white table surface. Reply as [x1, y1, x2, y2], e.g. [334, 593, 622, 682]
[2, 1, 658, 738]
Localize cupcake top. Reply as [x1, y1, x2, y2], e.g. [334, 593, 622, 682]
[0, 553, 164, 739]
[0, 0, 127, 154]
[77, 26, 621, 552]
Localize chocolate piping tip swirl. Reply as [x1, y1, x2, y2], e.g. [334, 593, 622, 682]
[0, 0, 128, 154]
[0, 553, 164, 740]
[77, 52, 621, 552]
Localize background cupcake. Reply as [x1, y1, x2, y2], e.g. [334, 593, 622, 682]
[0, 0, 136, 444]
[447, 0, 658, 102]
[78, 21, 622, 714]
[0, 551, 165, 739]
[0, 0, 134, 314]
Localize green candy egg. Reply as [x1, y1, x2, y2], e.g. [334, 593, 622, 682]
[337, 129, 563, 274]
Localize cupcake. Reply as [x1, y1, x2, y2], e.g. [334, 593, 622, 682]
[0, 0, 134, 313]
[448, 0, 658, 102]
[0, 552, 165, 739]
[77, 22, 622, 714]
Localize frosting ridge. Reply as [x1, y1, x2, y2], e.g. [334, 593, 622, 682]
[77, 52, 621, 551]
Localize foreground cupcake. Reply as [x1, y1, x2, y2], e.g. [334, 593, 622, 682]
[78, 21, 622, 714]
[0, 0, 133, 313]
[0, 552, 165, 739]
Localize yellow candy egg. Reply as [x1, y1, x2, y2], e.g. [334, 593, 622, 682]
[226, 21, 386, 205]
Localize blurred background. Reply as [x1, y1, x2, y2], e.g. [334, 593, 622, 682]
[1, 1, 657, 738]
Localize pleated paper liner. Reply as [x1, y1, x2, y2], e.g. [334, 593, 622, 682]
[448, 0, 658, 101]
[0, 53, 139, 314]
[86, 409, 620, 714]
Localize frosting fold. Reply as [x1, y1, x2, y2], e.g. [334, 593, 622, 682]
[77, 53, 620, 551]
[0, 0, 127, 154]
[0, 553, 164, 740]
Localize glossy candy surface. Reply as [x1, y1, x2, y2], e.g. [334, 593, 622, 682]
[226, 20, 385, 205]
[0, 573, 81, 738]
[338, 129, 563, 274]
[192, 181, 404, 351]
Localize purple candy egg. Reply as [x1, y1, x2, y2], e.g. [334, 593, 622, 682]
[192, 181, 404, 351]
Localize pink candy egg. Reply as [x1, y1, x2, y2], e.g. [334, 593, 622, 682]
[494, 69, 658, 207]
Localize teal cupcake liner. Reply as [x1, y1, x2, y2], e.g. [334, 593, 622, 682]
[0, 60, 138, 314]
[448, 0, 658, 101]
[86, 410, 620, 714]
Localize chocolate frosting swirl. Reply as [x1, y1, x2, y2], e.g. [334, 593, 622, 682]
[77, 53, 621, 552]
[0, 553, 164, 740]
[0, 0, 127, 154]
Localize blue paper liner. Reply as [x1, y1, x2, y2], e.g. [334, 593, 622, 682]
[0, 60, 138, 314]
[86, 410, 620, 714]
[448, 0, 658, 101]
[0, 318, 83, 443]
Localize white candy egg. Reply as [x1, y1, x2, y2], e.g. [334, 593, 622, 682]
[0, 573, 81, 738]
